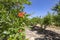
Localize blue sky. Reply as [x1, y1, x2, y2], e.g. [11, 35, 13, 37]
[24, 0, 59, 18]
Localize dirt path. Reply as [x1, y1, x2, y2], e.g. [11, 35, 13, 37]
[25, 28, 45, 40]
[46, 27, 60, 34]
[25, 27, 60, 40]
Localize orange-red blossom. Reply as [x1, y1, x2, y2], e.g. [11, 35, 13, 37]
[18, 12, 26, 18]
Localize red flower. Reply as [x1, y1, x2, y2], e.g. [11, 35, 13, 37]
[18, 12, 25, 17]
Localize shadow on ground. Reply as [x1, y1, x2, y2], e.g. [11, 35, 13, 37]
[31, 26, 60, 40]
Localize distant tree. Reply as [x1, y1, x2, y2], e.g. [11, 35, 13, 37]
[52, 1, 60, 14]
[31, 16, 42, 26]
[53, 14, 60, 26]
[52, 1, 60, 26]
[42, 12, 52, 29]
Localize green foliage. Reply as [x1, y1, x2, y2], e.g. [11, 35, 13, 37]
[0, 0, 31, 40]
[52, 1, 60, 26]
[43, 12, 52, 26]
[52, 1, 60, 14]
[31, 16, 42, 25]
[53, 14, 60, 26]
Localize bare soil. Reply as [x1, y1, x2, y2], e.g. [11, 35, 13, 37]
[26, 26, 60, 40]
